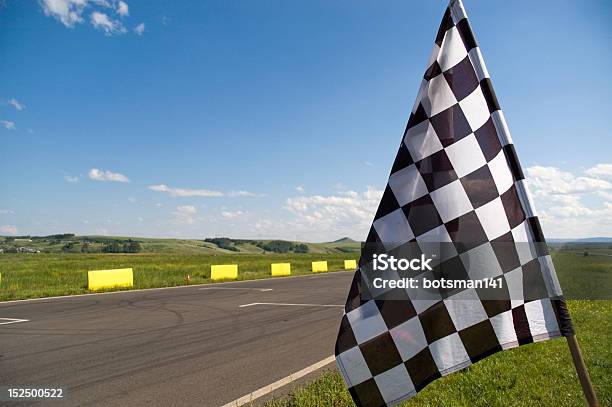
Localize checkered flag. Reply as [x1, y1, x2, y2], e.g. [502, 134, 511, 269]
[335, 1, 574, 406]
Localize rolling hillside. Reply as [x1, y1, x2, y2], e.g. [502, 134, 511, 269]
[0, 234, 362, 255]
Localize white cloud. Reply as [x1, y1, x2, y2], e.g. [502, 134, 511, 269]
[108, 186, 382, 241]
[172, 205, 198, 224]
[228, 190, 259, 197]
[90, 11, 126, 35]
[282, 186, 383, 239]
[148, 184, 258, 198]
[0, 209, 14, 214]
[525, 166, 612, 195]
[7, 98, 25, 111]
[585, 164, 612, 181]
[525, 164, 612, 238]
[127, 197, 136, 203]
[1, 225, 18, 235]
[88, 168, 130, 182]
[221, 210, 245, 219]
[596, 190, 612, 201]
[1, 120, 15, 130]
[134, 22, 145, 35]
[365, 161, 374, 167]
[116, 0, 128, 16]
[149, 184, 222, 197]
[41, 0, 86, 27]
[64, 175, 79, 183]
[295, 186, 305, 194]
[41, 0, 132, 35]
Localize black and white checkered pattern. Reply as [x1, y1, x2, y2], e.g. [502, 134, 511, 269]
[335, 1, 573, 406]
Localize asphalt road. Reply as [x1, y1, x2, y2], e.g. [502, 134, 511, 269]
[0, 271, 354, 406]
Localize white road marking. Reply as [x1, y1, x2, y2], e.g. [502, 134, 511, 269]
[221, 355, 336, 407]
[199, 287, 273, 292]
[239, 302, 344, 308]
[0, 318, 29, 325]
[0, 270, 352, 305]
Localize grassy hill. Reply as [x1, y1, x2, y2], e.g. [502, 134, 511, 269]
[0, 234, 362, 255]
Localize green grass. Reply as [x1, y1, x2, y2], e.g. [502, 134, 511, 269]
[264, 301, 611, 407]
[2, 250, 607, 302]
[551, 252, 611, 300]
[0, 253, 357, 301]
[263, 252, 611, 407]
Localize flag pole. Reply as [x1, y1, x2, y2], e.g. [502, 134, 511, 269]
[566, 334, 599, 407]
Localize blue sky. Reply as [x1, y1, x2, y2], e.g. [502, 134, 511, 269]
[1, 0, 611, 241]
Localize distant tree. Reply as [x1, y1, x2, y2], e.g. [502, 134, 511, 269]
[204, 238, 239, 251]
[262, 240, 293, 253]
[123, 242, 142, 253]
[62, 242, 75, 252]
[294, 243, 309, 253]
[46, 234, 75, 240]
[102, 241, 122, 253]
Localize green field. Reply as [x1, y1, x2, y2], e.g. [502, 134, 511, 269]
[1, 245, 609, 302]
[0, 252, 358, 301]
[0, 234, 362, 301]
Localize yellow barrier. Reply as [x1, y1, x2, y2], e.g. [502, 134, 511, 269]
[88, 268, 133, 290]
[312, 261, 328, 273]
[271, 263, 291, 276]
[344, 259, 357, 270]
[211, 264, 238, 280]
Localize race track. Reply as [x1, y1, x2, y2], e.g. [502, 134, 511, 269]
[0, 271, 354, 406]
